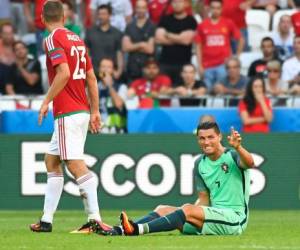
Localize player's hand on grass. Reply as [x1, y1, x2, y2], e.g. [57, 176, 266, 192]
[227, 127, 242, 150]
[38, 102, 49, 125]
[90, 111, 102, 134]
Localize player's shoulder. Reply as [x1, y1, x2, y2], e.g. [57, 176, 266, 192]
[52, 28, 83, 43]
[194, 154, 205, 167]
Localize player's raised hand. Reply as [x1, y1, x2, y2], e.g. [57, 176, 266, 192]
[227, 126, 242, 149]
[90, 111, 102, 134]
[38, 102, 49, 125]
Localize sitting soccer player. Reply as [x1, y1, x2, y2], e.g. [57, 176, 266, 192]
[93, 121, 255, 236]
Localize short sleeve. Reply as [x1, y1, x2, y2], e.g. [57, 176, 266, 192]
[230, 149, 242, 168]
[117, 84, 128, 100]
[194, 156, 209, 192]
[130, 79, 140, 91]
[160, 75, 171, 87]
[45, 33, 67, 67]
[188, 16, 197, 30]
[158, 15, 167, 28]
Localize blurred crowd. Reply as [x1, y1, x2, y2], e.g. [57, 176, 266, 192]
[1, 0, 300, 133]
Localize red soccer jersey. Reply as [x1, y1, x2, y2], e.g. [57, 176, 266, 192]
[204, 0, 247, 29]
[291, 12, 300, 36]
[24, 0, 46, 29]
[130, 75, 171, 107]
[195, 17, 241, 68]
[238, 98, 272, 133]
[44, 28, 93, 118]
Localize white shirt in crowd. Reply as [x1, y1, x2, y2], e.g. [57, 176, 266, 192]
[90, 0, 133, 32]
[281, 56, 300, 81]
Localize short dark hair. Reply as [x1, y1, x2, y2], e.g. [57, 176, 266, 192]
[196, 121, 220, 135]
[62, 0, 74, 11]
[43, 0, 64, 23]
[0, 22, 13, 34]
[182, 63, 196, 72]
[261, 36, 274, 46]
[13, 40, 27, 51]
[97, 4, 112, 15]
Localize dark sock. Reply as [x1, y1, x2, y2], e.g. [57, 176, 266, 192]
[143, 209, 186, 234]
[135, 211, 160, 224]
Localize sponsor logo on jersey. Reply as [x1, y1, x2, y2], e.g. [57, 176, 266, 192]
[51, 53, 62, 60]
[221, 162, 229, 173]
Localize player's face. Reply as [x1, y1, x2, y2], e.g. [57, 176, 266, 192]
[172, 0, 186, 14]
[144, 64, 159, 80]
[135, 0, 148, 19]
[181, 65, 195, 85]
[197, 128, 222, 156]
[210, 2, 222, 18]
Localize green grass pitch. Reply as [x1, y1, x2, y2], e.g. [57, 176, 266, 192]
[1, 210, 300, 250]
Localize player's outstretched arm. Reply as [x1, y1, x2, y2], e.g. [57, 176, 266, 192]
[86, 69, 101, 133]
[38, 63, 70, 125]
[227, 127, 255, 168]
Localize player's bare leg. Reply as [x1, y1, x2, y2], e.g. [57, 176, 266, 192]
[30, 154, 63, 232]
[66, 160, 104, 233]
[121, 203, 205, 235]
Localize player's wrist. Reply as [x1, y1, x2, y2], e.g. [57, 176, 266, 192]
[234, 144, 242, 150]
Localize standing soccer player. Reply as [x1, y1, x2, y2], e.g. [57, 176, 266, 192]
[30, 0, 106, 233]
[95, 121, 255, 236]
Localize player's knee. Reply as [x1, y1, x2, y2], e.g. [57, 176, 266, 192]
[181, 203, 193, 215]
[45, 154, 61, 172]
[154, 205, 167, 214]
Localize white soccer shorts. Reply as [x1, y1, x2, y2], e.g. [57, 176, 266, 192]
[48, 112, 90, 160]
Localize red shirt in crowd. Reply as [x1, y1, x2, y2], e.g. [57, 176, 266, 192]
[130, 75, 171, 107]
[238, 98, 272, 133]
[24, 0, 47, 30]
[148, 0, 193, 25]
[195, 17, 241, 68]
[291, 11, 300, 36]
[204, 0, 247, 29]
[45, 28, 92, 117]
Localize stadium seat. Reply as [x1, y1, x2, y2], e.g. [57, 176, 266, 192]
[246, 10, 271, 51]
[239, 51, 263, 75]
[272, 9, 297, 31]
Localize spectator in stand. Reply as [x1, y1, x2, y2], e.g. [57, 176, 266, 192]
[128, 58, 172, 108]
[90, 0, 133, 32]
[11, 0, 28, 36]
[0, 23, 15, 66]
[97, 58, 128, 133]
[252, 0, 279, 16]
[168, 63, 207, 106]
[238, 77, 273, 133]
[281, 35, 300, 95]
[155, 0, 197, 85]
[277, 0, 296, 8]
[203, 0, 255, 52]
[85, 4, 124, 79]
[271, 15, 294, 61]
[24, 0, 47, 56]
[248, 37, 279, 78]
[0, 0, 11, 26]
[195, 0, 244, 92]
[265, 60, 289, 106]
[122, 0, 156, 81]
[291, 7, 300, 36]
[148, 0, 193, 25]
[5, 40, 42, 95]
[76, 0, 93, 29]
[0, 62, 10, 94]
[214, 57, 248, 106]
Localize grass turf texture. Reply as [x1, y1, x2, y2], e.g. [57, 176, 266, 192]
[1, 210, 300, 250]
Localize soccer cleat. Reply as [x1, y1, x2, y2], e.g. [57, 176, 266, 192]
[120, 211, 139, 236]
[70, 220, 111, 234]
[30, 220, 52, 233]
[90, 221, 121, 236]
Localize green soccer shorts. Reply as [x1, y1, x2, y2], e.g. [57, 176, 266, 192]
[182, 206, 248, 235]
